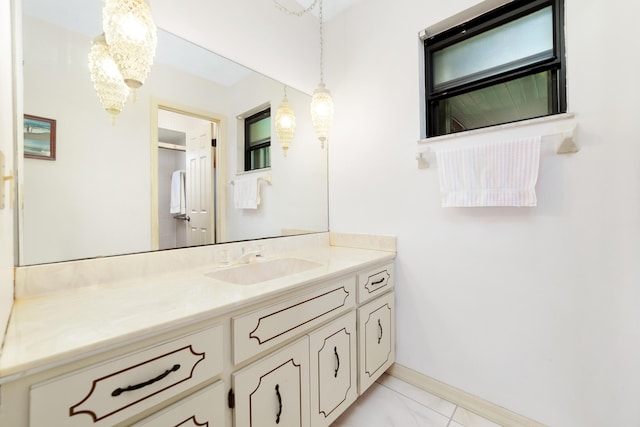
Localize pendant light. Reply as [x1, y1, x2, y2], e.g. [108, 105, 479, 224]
[310, 0, 334, 148]
[102, 0, 157, 101]
[88, 34, 130, 125]
[275, 86, 296, 156]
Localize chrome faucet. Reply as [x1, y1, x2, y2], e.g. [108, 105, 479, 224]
[237, 247, 262, 264]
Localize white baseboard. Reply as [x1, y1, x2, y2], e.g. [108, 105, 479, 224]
[387, 364, 547, 427]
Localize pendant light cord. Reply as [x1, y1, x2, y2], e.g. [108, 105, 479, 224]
[272, 0, 324, 84]
[273, 0, 319, 16]
[319, 0, 324, 84]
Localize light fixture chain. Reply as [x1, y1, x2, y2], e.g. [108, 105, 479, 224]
[319, 0, 324, 84]
[273, 0, 318, 16]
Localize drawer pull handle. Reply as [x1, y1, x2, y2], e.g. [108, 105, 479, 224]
[111, 364, 181, 397]
[371, 277, 385, 286]
[378, 319, 383, 344]
[334, 346, 340, 378]
[275, 384, 283, 424]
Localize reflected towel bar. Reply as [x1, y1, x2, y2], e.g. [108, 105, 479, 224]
[173, 214, 190, 221]
[415, 124, 578, 169]
[229, 173, 272, 185]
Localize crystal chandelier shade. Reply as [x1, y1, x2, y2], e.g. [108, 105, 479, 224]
[310, 0, 334, 146]
[310, 83, 333, 146]
[275, 89, 296, 155]
[102, 0, 157, 95]
[88, 34, 130, 124]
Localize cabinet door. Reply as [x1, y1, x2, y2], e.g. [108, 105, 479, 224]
[357, 292, 395, 394]
[233, 337, 310, 427]
[309, 311, 357, 427]
[131, 380, 226, 426]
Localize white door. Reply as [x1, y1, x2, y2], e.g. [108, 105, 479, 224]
[186, 123, 214, 246]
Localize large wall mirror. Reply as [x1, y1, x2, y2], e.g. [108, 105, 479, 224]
[18, 0, 328, 265]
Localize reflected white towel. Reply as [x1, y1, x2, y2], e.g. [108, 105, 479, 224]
[170, 170, 186, 214]
[435, 137, 541, 207]
[234, 174, 261, 209]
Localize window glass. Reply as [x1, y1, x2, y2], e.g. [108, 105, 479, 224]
[433, 7, 553, 90]
[248, 118, 270, 147]
[434, 71, 551, 136]
[244, 108, 271, 171]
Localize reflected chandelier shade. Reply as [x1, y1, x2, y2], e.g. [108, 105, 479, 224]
[102, 0, 157, 100]
[88, 34, 130, 124]
[275, 87, 296, 156]
[273, 0, 333, 147]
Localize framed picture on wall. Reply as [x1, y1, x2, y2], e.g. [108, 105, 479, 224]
[24, 114, 56, 160]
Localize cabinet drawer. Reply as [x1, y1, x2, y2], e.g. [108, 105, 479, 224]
[357, 292, 395, 394]
[131, 380, 226, 426]
[309, 311, 358, 427]
[357, 263, 394, 303]
[232, 276, 356, 364]
[233, 337, 310, 427]
[30, 324, 223, 427]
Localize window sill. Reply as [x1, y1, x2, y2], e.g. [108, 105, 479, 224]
[419, 113, 575, 145]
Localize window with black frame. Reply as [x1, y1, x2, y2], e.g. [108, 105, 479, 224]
[424, 0, 566, 137]
[244, 108, 271, 171]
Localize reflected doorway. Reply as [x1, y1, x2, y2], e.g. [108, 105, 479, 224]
[151, 101, 227, 250]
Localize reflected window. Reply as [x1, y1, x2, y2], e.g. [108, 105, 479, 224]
[244, 108, 271, 171]
[424, 0, 565, 137]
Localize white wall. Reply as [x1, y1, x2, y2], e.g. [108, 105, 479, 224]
[326, 0, 640, 426]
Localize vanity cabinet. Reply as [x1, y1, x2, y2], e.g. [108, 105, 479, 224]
[232, 276, 356, 364]
[29, 324, 223, 427]
[231, 264, 393, 427]
[308, 311, 358, 427]
[1, 256, 396, 427]
[357, 291, 395, 394]
[233, 337, 311, 427]
[131, 380, 226, 426]
[357, 263, 394, 304]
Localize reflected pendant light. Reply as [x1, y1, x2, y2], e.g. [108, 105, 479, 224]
[88, 34, 130, 124]
[102, 0, 157, 100]
[310, 0, 334, 148]
[275, 87, 296, 156]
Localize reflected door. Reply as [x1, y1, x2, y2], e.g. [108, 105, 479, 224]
[186, 123, 214, 246]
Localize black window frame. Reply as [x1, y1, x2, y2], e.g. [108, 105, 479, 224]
[424, 0, 566, 137]
[244, 107, 271, 172]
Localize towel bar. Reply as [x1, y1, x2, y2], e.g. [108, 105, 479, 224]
[416, 124, 578, 169]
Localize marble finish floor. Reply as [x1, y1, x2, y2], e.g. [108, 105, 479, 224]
[332, 374, 502, 427]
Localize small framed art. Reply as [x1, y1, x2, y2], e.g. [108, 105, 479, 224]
[24, 114, 56, 160]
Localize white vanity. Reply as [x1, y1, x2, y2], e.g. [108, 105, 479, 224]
[0, 233, 396, 426]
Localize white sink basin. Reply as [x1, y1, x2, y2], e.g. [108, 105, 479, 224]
[205, 258, 323, 285]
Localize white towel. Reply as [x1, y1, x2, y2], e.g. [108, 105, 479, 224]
[435, 137, 541, 207]
[170, 170, 186, 214]
[233, 174, 261, 209]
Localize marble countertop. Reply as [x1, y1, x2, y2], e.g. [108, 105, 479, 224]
[0, 245, 394, 382]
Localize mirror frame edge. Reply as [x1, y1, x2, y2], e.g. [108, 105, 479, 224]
[13, 0, 25, 267]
